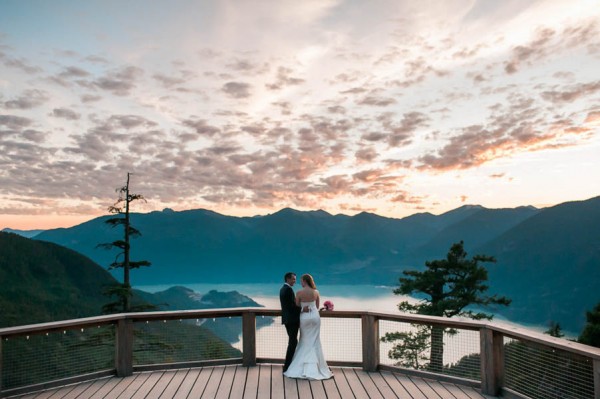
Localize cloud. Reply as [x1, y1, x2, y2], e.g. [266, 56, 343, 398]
[416, 95, 593, 171]
[504, 20, 600, 74]
[222, 81, 252, 99]
[182, 118, 221, 136]
[541, 81, 600, 103]
[0, 50, 42, 74]
[81, 94, 102, 103]
[60, 66, 90, 78]
[355, 146, 378, 162]
[0, 114, 33, 130]
[265, 66, 305, 90]
[50, 108, 81, 120]
[504, 27, 556, 74]
[272, 101, 293, 115]
[357, 96, 396, 107]
[94, 66, 144, 96]
[108, 115, 157, 130]
[327, 105, 346, 114]
[2, 89, 49, 109]
[379, 111, 428, 147]
[391, 191, 424, 204]
[21, 129, 46, 142]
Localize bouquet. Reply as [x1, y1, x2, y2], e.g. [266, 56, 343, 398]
[321, 300, 334, 311]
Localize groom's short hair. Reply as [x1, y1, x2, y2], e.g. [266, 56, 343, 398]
[284, 272, 295, 282]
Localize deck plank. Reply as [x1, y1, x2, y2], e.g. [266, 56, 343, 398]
[393, 374, 427, 399]
[329, 367, 354, 399]
[439, 381, 475, 399]
[68, 377, 111, 398]
[99, 374, 142, 399]
[368, 371, 398, 399]
[146, 370, 179, 399]
[200, 366, 225, 399]
[228, 366, 247, 399]
[283, 373, 299, 399]
[42, 383, 79, 399]
[257, 365, 271, 399]
[296, 378, 312, 398]
[214, 365, 237, 399]
[187, 367, 213, 399]
[355, 370, 384, 399]
[131, 371, 165, 399]
[87, 378, 121, 399]
[115, 372, 152, 399]
[380, 371, 412, 399]
[172, 368, 201, 399]
[455, 384, 492, 399]
[308, 379, 327, 399]
[159, 369, 190, 398]
[321, 375, 341, 399]
[409, 376, 441, 399]
[341, 368, 369, 399]
[242, 365, 260, 399]
[271, 365, 285, 399]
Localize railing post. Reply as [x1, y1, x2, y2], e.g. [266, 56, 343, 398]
[594, 359, 600, 399]
[480, 327, 504, 396]
[115, 318, 133, 377]
[362, 314, 379, 372]
[242, 312, 256, 367]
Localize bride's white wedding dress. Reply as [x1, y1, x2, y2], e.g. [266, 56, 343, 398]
[283, 301, 333, 380]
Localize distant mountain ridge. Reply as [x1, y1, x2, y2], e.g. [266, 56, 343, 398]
[33, 196, 600, 332]
[35, 203, 538, 286]
[2, 228, 44, 238]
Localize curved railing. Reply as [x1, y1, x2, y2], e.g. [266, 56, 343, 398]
[1, 308, 599, 399]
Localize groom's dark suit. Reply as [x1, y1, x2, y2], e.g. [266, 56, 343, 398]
[280, 283, 301, 372]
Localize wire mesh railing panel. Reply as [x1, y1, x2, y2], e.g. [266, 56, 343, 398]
[379, 320, 481, 381]
[2, 325, 115, 390]
[504, 337, 595, 399]
[255, 315, 286, 359]
[133, 317, 242, 366]
[320, 317, 361, 362]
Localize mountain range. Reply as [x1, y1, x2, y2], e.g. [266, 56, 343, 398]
[22, 195, 600, 332]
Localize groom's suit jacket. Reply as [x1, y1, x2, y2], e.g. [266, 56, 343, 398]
[280, 284, 300, 325]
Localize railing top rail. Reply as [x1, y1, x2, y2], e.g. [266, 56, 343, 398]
[485, 321, 600, 359]
[2, 307, 599, 360]
[0, 313, 123, 337]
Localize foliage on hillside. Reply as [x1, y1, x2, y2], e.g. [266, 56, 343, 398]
[0, 232, 117, 328]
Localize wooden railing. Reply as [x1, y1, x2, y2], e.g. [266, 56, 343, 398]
[1, 308, 599, 398]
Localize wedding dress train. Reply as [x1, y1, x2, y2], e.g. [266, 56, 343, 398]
[283, 301, 333, 380]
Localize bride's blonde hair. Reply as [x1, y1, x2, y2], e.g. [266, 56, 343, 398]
[301, 274, 316, 289]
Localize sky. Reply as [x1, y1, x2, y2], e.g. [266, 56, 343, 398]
[1, 0, 599, 230]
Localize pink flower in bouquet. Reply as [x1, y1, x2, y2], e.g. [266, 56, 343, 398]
[323, 300, 334, 311]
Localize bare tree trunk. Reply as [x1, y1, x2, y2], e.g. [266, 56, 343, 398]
[123, 172, 131, 312]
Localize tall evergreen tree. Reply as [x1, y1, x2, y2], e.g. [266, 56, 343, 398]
[98, 173, 151, 312]
[384, 241, 510, 371]
[579, 302, 600, 347]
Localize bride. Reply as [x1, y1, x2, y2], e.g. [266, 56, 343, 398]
[283, 274, 333, 380]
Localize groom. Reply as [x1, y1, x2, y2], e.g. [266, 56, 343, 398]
[280, 272, 301, 372]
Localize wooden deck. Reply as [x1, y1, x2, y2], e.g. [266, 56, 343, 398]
[10, 365, 498, 399]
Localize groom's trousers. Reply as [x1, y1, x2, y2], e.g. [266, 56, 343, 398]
[283, 322, 299, 371]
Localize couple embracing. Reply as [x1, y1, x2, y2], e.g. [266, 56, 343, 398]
[279, 272, 333, 380]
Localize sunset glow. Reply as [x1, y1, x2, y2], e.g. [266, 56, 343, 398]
[1, 0, 599, 230]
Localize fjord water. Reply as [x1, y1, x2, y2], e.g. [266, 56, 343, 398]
[136, 283, 401, 312]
